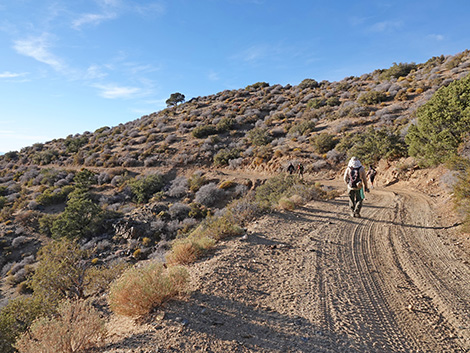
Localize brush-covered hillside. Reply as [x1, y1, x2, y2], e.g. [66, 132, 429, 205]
[2, 51, 470, 352]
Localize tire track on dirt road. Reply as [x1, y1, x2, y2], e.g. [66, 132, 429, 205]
[308, 185, 470, 352]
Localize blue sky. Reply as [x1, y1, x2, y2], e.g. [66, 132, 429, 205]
[1, 0, 469, 153]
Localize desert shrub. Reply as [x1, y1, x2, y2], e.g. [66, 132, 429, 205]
[255, 174, 298, 208]
[298, 78, 319, 89]
[326, 149, 346, 164]
[326, 96, 340, 107]
[166, 234, 216, 265]
[0, 196, 6, 209]
[406, 73, 470, 166]
[51, 189, 104, 239]
[15, 299, 106, 353]
[307, 98, 325, 109]
[108, 262, 189, 317]
[228, 157, 244, 169]
[73, 168, 97, 188]
[36, 185, 74, 206]
[38, 214, 58, 236]
[278, 196, 299, 210]
[216, 117, 235, 132]
[379, 62, 417, 80]
[188, 202, 210, 219]
[194, 183, 225, 207]
[188, 172, 206, 192]
[64, 135, 89, 154]
[218, 180, 236, 190]
[226, 195, 263, 225]
[338, 127, 407, 165]
[31, 149, 58, 165]
[0, 296, 48, 353]
[193, 211, 244, 241]
[288, 119, 316, 136]
[97, 171, 111, 185]
[246, 81, 269, 90]
[247, 127, 273, 146]
[357, 90, 387, 105]
[169, 202, 191, 220]
[84, 261, 129, 296]
[192, 125, 218, 138]
[31, 238, 89, 303]
[129, 173, 164, 203]
[167, 176, 189, 198]
[310, 133, 338, 153]
[213, 148, 240, 166]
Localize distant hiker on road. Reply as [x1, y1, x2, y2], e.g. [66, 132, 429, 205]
[344, 156, 369, 218]
[297, 163, 304, 178]
[287, 163, 295, 175]
[367, 165, 377, 189]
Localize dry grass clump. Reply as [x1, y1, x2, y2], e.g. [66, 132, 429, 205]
[108, 262, 189, 317]
[278, 194, 304, 210]
[15, 299, 106, 353]
[166, 234, 216, 265]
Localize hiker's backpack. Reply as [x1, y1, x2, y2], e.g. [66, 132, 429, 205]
[348, 167, 362, 188]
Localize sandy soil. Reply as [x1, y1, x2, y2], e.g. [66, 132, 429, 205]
[98, 180, 470, 353]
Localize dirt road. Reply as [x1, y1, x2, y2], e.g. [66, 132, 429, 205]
[103, 184, 470, 352]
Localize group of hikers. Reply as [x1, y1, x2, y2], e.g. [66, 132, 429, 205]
[286, 157, 377, 218]
[287, 162, 304, 177]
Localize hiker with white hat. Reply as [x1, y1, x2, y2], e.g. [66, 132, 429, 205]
[344, 156, 369, 218]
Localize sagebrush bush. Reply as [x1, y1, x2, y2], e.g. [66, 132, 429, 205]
[167, 176, 189, 198]
[15, 299, 106, 353]
[194, 183, 225, 207]
[108, 262, 189, 317]
[169, 202, 191, 220]
[226, 196, 264, 225]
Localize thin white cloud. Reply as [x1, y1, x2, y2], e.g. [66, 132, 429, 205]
[72, 1, 164, 29]
[428, 34, 445, 41]
[94, 83, 141, 99]
[208, 71, 219, 81]
[134, 2, 166, 16]
[234, 45, 270, 63]
[0, 71, 28, 78]
[72, 12, 117, 29]
[13, 34, 66, 72]
[369, 20, 402, 33]
[85, 65, 108, 80]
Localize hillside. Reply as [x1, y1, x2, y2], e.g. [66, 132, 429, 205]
[1, 51, 470, 352]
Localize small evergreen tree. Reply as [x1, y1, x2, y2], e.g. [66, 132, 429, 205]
[51, 188, 104, 239]
[166, 92, 185, 107]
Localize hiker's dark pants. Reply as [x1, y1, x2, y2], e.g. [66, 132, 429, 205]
[348, 189, 363, 214]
